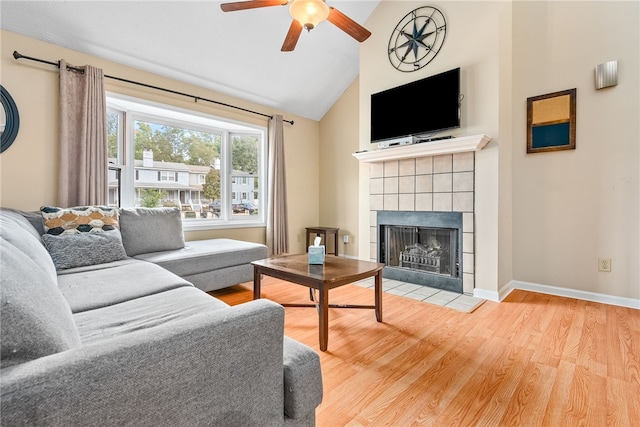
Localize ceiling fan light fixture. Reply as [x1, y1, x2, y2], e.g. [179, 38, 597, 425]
[289, 0, 329, 31]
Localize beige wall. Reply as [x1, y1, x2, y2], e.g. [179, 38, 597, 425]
[322, 1, 638, 301]
[511, 1, 639, 299]
[0, 30, 320, 251]
[318, 77, 360, 257]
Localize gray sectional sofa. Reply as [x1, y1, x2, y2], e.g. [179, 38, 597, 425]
[0, 207, 323, 426]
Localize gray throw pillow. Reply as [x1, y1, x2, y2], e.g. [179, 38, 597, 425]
[118, 207, 185, 256]
[1, 238, 81, 368]
[42, 230, 128, 270]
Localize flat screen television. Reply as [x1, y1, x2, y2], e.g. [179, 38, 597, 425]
[370, 67, 460, 144]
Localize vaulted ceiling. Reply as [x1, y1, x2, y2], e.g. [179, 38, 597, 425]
[1, 1, 380, 121]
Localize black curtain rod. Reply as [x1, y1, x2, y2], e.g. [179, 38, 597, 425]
[12, 50, 294, 125]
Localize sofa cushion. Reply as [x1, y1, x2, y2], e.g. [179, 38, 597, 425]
[0, 238, 81, 368]
[133, 238, 268, 277]
[40, 205, 119, 235]
[0, 211, 57, 283]
[74, 287, 229, 344]
[57, 259, 193, 313]
[119, 207, 185, 256]
[0, 208, 44, 241]
[42, 230, 128, 270]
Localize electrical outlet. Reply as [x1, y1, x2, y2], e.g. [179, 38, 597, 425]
[598, 258, 611, 272]
[343, 235, 349, 243]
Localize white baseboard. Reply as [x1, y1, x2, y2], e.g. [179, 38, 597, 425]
[375, 266, 639, 310]
[487, 280, 640, 309]
[472, 288, 502, 302]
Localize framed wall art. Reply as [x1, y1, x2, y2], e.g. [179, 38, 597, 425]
[526, 88, 576, 153]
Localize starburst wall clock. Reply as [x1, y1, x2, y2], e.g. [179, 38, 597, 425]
[388, 6, 447, 72]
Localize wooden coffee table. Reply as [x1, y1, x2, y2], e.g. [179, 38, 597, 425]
[251, 254, 384, 351]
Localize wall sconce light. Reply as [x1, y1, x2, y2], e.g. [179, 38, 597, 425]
[595, 60, 618, 90]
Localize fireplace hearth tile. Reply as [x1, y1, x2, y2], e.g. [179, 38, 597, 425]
[408, 286, 440, 298]
[353, 277, 484, 313]
[387, 283, 423, 295]
[446, 295, 485, 313]
[424, 290, 460, 305]
[382, 279, 405, 291]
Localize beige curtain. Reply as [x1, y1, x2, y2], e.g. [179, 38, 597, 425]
[266, 115, 289, 255]
[58, 60, 108, 207]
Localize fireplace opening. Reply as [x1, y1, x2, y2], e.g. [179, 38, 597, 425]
[384, 226, 458, 277]
[377, 211, 463, 293]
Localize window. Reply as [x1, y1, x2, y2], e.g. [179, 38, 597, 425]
[160, 171, 178, 182]
[107, 94, 267, 230]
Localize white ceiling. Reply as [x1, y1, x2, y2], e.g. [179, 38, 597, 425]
[1, 1, 380, 121]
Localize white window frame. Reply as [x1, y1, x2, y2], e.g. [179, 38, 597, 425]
[160, 171, 177, 182]
[107, 93, 267, 231]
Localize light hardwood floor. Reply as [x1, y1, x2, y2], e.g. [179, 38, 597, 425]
[211, 278, 640, 426]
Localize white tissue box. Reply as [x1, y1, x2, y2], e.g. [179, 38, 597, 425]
[308, 245, 325, 264]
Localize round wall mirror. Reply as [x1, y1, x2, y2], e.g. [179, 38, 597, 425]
[1, 85, 20, 153]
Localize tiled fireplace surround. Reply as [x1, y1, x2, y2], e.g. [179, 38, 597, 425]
[356, 135, 491, 296]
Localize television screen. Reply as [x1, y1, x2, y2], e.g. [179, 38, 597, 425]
[370, 67, 460, 143]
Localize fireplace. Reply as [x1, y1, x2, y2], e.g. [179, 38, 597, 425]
[357, 142, 489, 295]
[377, 211, 463, 293]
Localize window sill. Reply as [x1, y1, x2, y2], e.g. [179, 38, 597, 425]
[182, 219, 266, 232]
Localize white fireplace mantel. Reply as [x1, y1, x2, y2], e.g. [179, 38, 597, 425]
[353, 134, 491, 163]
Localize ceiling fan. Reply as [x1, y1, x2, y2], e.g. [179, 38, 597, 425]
[220, 0, 372, 51]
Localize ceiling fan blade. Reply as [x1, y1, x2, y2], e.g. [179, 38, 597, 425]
[220, 0, 287, 13]
[281, 20, 303, 52]
[327, 7, 371, 42]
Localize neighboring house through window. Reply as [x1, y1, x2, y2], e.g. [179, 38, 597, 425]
[107, 93, 266, 229]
